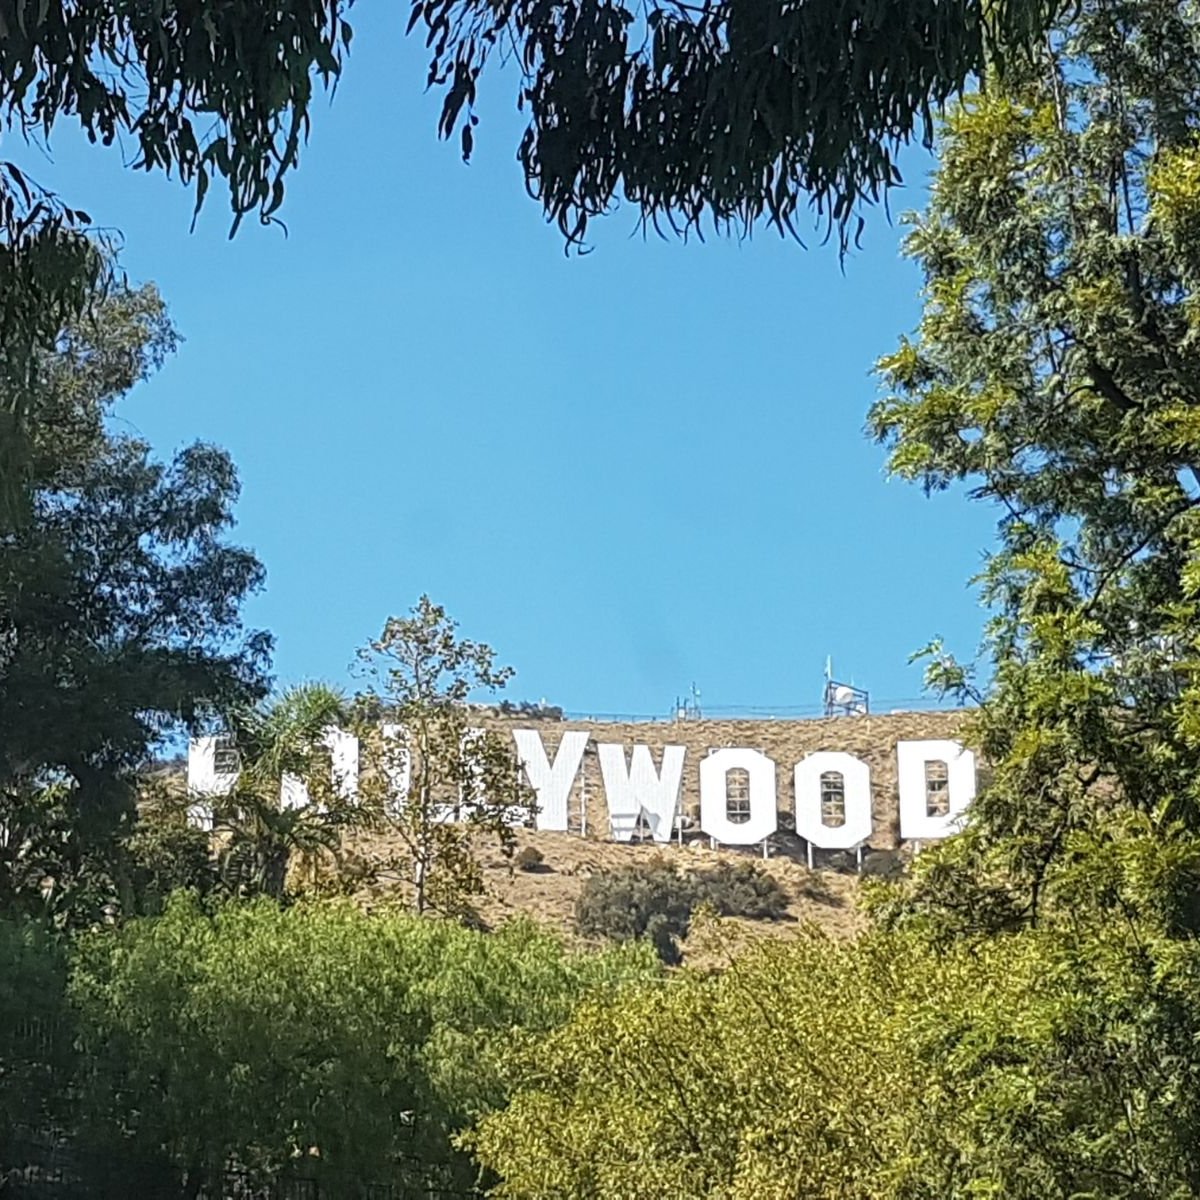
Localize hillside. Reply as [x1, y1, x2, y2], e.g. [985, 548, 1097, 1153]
[343, 827, 868, 961]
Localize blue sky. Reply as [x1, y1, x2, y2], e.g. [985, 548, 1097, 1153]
[20, 2, 997, 719]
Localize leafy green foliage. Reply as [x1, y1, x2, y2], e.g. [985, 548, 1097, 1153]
[210, 683, 351, 900]
[0, 1, 352, 231]
[412, 0, 1057, 246]
[474, 918, 1200, 1198]
[0, 1, 355, 508]
[0, 183, 108, 520]
[870, 0, 1200, 938]
[122, 788, 218, 916]
[576, 859, 788, 963]
[0, 282, 270, 926]
[353, 597, 535, 916]
[66, 895, 659, 1196]
[0, 919, 72, 1150]
[837, 2, 1200, 1192]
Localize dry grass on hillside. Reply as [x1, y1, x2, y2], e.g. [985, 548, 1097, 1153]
[341, 829, 865, 958]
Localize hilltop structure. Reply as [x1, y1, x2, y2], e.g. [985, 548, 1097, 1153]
[189, 708, 975, 859]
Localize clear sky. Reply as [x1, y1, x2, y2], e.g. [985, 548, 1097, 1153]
[19, 2, 998, 719]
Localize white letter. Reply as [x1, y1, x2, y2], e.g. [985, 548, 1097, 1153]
[381, 723, 411, 813]
[280, 772, 309, 810]
[451, 727, 488, 821]
[513, 729, 589, 832]
[324, 727, 360, 800]
[699, 748, 777, 845]
[187, 736, 236, 797]
[452, 727, 529, 826]
[187, 735, 240, 829]
[793, 751, 872, 849]
[282, 725, 360, 811]
[598, 743, 686, 842]
[897, 739, 976, 840]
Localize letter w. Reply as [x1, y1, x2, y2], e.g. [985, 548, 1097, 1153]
[597, 744, 686, 843]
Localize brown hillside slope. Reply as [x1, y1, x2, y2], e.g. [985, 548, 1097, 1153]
[332, 709, 974, 953]
[342, 827, 866, 962]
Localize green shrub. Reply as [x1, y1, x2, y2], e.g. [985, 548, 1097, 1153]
[125, 808, 217, 913]
[68, 894, 660, 1196]
[515, 845, 545, 872]
[575, 861, 695, 964]
[0, 920, 74, 1150]
[694, 860, 789, 920]
[576, 859, 788, 963]
[474, 927, 1125, 1199]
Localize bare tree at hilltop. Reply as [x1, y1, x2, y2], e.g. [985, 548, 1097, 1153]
[353, 597, 534, 917]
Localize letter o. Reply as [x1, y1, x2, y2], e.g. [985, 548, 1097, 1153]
[699, 748, 778, 845]
[793, 751, 872, 849]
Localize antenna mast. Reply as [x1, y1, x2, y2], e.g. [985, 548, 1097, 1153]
[674, 682, 702, 721]
[823, 659, 869, 717]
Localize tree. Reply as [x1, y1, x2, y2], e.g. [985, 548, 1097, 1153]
[0, 0, 1064, 454]
[857, 0, 1200, 1188]
[0, 281, 271, 926]
[0, 0, 354, 510]
[414, 0, 1057, 247]
[209, 682, 352, 900]
[474, 923, 1195, 1199]
[0, 207, 108, 522]
[0, 1, 352, 234]
[0, 0, 1058, 259]
[869, 0, 1200, 937]
[353, 596, 534, 917]
[0, 0, 1067, 517]
[65, 894, 659, 1197]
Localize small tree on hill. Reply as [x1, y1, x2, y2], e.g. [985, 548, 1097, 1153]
[354, 597, 534, 916]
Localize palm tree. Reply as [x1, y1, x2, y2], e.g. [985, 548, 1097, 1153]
[210, 683, 350, 900]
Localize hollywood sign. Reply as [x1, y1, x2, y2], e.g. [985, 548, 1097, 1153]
[189, 728, 976, 848]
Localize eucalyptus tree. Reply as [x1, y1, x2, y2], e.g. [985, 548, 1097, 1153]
[0, 0, 1062, 514]
[0, 282, 270, 926]
[0, 0, 353, 513]
[415, 0, 1058, 247]
[0, 0, 1058, 257]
